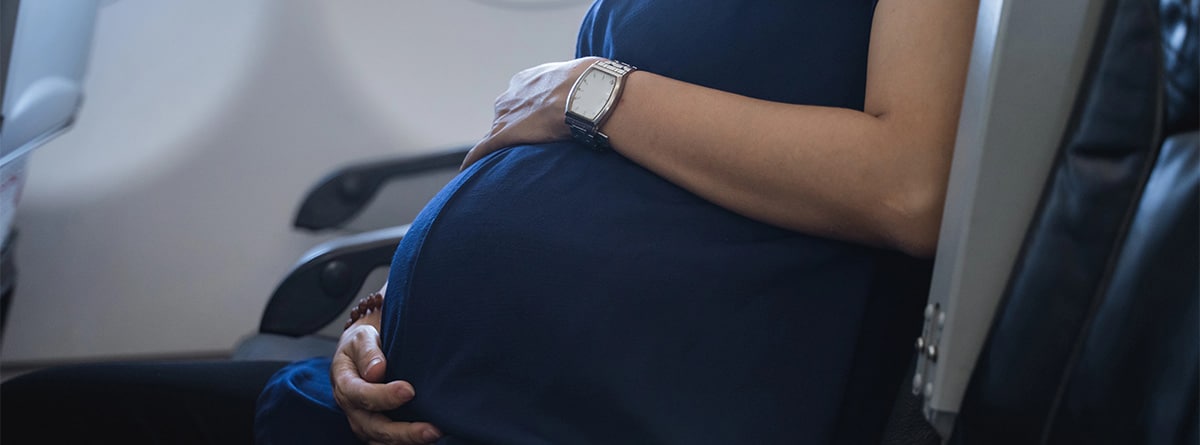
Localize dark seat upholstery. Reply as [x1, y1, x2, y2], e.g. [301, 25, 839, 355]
[948, 0, 1198, 442]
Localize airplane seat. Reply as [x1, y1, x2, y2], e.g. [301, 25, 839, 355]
[230, 147, 472, 361]
[945, 0, 1198, 442]
[0, 2, 100, 335]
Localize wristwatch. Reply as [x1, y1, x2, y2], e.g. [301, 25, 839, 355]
[565, 59, 637, 150]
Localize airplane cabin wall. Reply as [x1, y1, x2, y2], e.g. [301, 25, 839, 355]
[2, 0, 592, 364]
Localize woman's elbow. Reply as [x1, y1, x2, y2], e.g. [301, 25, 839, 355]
[884, 129, 958, 258]
[894, 216, 942, 259]
[881, 173, 948, 259]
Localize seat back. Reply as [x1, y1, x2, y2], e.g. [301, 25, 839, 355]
[0, 0, 99, 334]
[947, 0, 1198, 441]
[910, 0, 1110, 436]
[835, 1, 1115, 440]
[896, 0, 1199, 441]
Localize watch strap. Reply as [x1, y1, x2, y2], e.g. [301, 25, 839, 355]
[566, 112, 612, 150]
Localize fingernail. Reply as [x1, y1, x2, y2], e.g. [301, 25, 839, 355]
[398, 382, 415, 398]
[367, 358, 382, 370]
[422, 428, 441, 442]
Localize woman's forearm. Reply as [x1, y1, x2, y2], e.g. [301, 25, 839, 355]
[603, 0, 977, 258]
[604, 73, 945, 256]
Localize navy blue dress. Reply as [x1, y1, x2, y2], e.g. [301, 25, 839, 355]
[256, 1, 927, 444]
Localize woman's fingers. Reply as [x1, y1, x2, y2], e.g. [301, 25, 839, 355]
[331, 326, 415, 412]
[360, 412, 446, 443]
[328, 306, 441, 444]
[348, 326, 388, 383]
[461, 58, 596, 170]
[335, 371, 429, 443]
[462, 137, 497, 171]
[333, 357, 415, 411]
[352, 410, 442, 445]
[462, 121, 506, 170]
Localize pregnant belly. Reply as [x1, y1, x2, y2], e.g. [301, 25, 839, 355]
[378, 142, 877, 445]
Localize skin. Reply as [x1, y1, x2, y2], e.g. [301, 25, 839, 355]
[331, 283, 442, 444]
[333, 0, 980, 442]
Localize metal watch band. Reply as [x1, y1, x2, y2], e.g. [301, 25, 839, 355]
[566, 113, 611, 150]
[565, 59, 637, 151]
[593, 59, 636, 77]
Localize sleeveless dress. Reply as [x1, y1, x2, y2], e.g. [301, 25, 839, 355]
[255, 1, 925, 444]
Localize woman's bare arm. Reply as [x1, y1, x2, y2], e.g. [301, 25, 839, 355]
[602, 0, 979, 257]
[465, 0, 979, 258]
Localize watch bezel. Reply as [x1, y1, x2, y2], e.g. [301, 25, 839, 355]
[565, 62, 631, 131]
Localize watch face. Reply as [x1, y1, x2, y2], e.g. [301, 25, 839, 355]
[569, 68, 617, 121]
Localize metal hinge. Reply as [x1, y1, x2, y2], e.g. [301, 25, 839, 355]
[913, 302, 945, 399]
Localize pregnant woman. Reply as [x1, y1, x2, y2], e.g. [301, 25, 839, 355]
[0, 0, 977, 444]
[255, 0, 978, 444]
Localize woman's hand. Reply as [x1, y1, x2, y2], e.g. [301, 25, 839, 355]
[460, 57, 602, 170]
[330, 306, 442, 444]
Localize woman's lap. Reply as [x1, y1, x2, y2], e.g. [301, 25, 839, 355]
[255, 357, 362, 444]
[1, 359, 289, 445]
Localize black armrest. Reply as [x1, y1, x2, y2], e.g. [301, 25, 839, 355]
[293, 146, 470, 231]
[259, 225, 409, 337]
